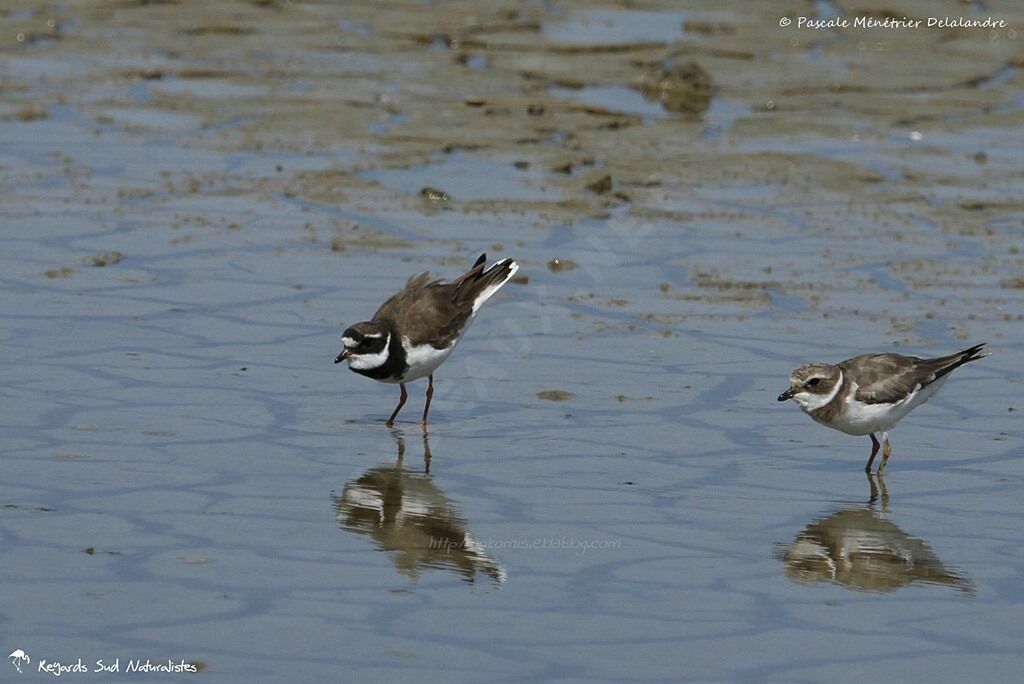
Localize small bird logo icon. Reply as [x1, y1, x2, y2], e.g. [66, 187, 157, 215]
[8, 650, 30, 674]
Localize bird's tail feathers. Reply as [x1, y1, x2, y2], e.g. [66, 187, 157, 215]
[928, 342, 988, 382]
[454, 254, 519, 312]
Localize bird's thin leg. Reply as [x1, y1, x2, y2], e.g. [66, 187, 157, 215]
[386, 383, 408, 427]
[422, 430, 432, 474]
[420, 374, 434, 427]
[866, 470, 890, 509]
[866, 470, 879, 504]
[877, 432, 892, 475]
[865, 433, 881, 473]
[877, 473, 889, 512]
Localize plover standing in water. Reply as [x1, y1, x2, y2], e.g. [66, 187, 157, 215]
[335, 253, 519, 427]
[778, 343, 987, 473]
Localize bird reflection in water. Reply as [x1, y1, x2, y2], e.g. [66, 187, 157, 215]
[779, 474, 974, 594]
[332, 429, 505, 584]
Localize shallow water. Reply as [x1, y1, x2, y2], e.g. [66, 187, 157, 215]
[2, 1, 1024, 681]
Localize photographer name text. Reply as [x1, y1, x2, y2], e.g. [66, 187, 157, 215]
[782, 16, 1008, 30]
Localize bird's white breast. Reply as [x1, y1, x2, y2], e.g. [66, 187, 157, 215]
[400, 338, 457, 381]
[825, 376, 948, 435]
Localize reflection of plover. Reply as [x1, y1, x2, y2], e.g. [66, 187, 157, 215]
[778, 344, 987, 473]
[335, 253, 519, 427]
[780, 507, 974, 593]
[334, 434, 506, 584]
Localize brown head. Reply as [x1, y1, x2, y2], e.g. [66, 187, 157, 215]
[777, 363, 842, 411]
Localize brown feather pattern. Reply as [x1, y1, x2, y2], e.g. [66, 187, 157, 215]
[840, 343, 987, 405]
[372, 254, 515, 349]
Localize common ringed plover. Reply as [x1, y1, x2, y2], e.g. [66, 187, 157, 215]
[778, 343, 987, 474]
[335, 253, 519, 427]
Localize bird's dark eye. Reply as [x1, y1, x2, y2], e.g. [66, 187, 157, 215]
[807, 378, 821, 387]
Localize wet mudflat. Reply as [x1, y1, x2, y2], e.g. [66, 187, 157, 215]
[2, 0, 1024, 681]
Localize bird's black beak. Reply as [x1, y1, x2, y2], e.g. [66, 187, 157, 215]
[334, 349, 351, 364]
[777, 387, 795, 402]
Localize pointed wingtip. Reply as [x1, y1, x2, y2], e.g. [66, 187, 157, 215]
[966, 342, 989, 358]
[468, 256, 520, 312]
[490, 258, 519, 281]
[932, 342, 989, 381]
